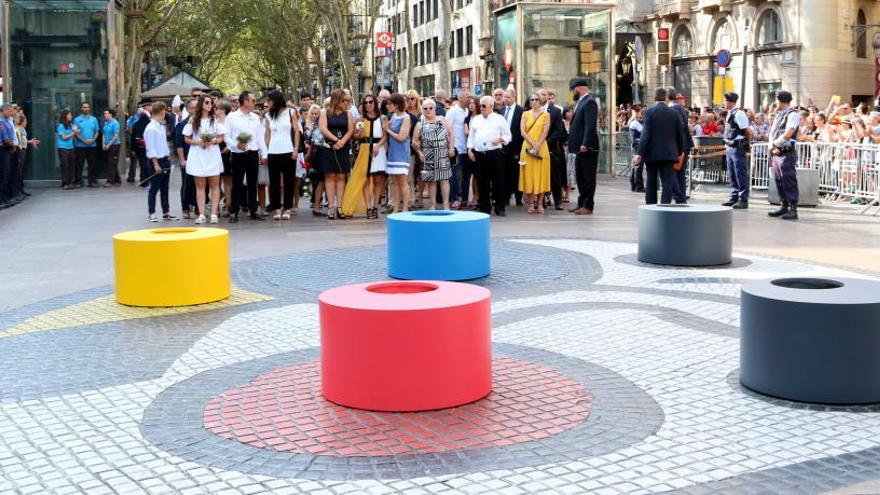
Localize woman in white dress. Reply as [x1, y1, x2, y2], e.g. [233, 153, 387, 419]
[263, 91, 300, 220]
[183, 95, 225, 224]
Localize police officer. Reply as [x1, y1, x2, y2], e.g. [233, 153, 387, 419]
[768, 90, 800, 220]
[721, 92, 752, 209]
[628, 106, 645, 192]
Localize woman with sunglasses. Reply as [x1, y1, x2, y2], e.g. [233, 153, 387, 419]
[519, 92, 551, 214]
[405, 90, 425, 208]
[342, 95, 387, 219]
[263, 90, 300, 220]
[316, 89, 354, 220]
[183, 95, 225, 224]
[461, 97, 480, 208]
[413, 99, 455, 210]
[383, 93, 412, 213]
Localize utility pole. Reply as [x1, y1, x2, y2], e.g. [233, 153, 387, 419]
[741, 18, 750, 108]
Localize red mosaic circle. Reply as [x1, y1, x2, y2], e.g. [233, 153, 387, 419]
[203, 357, 592, 456]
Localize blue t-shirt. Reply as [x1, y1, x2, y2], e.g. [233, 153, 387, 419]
[126, 114, 139, 130]
[103, 119, 121, 146]
[0, 119, 14, 147]
[73, 114, 99, 148]
[56, 124, 74, 150]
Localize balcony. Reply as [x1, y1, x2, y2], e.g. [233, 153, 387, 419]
[697, 0, 733, 14]
[652, 0, 695, 21]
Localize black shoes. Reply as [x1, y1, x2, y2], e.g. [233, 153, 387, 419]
[494, 208, 506, 217]
[721, 200, 737, 207]
[768, 203, 789, 218]
[731, 201, 749, 210]
[249, 213, 265, 221]
[229, 213, 238, 223]
[781, 202, 798, 220]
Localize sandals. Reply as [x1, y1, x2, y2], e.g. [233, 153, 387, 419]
[327, 209, 336, 220]
[528, 203, 536, 214]
[336, 208, 347, 220]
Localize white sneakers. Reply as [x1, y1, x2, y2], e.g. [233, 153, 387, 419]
[281, 210, 291, 220]
[149, 213, 159, 222]
[273, 210, 282, 220]
[194, 215, 206, 224]
[210, 215, 219, 224]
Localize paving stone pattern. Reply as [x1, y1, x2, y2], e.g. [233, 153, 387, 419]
[1, 238, 880, 493]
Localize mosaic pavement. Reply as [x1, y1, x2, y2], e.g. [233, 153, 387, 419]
[1, 238, 879, 494]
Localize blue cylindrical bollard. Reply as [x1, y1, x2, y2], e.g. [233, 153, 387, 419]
[387, 211, 490, 281]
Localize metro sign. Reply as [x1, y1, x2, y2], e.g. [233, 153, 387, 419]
[376, 32, 394, 49]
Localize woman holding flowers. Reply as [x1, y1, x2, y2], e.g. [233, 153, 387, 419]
[183, 95, 225, 224]
[316, 89, 354, 220]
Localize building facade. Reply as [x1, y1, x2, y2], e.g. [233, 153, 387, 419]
[380, 0, 488, 97]
[623, 0, 880, 110]
[0, 0, 124, 182]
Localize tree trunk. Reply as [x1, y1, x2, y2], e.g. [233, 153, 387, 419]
[403, 0, 414, 91]
[437, 0, 452, 94]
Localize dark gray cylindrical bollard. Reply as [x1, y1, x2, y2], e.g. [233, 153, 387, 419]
[740, 277, 880, 404]
[637, 205, 732, 266]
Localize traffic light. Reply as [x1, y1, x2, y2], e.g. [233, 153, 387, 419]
[657, 27, 671, 66]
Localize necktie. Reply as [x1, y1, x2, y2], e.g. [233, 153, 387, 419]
[504, 106, 510, 120]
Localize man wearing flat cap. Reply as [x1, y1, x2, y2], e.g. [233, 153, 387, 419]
[767, 90, 800, 220]
[567, 77, 600, 215]
[721, 92, 752, 209]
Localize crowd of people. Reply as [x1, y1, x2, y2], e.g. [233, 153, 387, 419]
[0, 104, 41, 210]
[620, 95, 880, 145]
[624, 89, 880, 214]
[121, 79, 600, 223]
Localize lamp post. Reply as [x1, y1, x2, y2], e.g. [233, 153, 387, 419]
[741, 18, 750, 109]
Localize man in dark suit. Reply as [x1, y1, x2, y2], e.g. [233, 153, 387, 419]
[499, 89, 524, 206]
[567, 78, 600, 215]
[539, 88, 567, 210]
[667, 88, 693, 204]
[634, 87, 688, 205]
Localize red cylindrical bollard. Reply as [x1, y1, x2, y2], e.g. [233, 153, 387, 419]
[319, 281, 492, 412]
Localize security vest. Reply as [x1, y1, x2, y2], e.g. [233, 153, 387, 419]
[724, 108, 746, 142]
[771, 108, 797, 149]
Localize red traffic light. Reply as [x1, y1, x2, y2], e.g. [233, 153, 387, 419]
[658, 28, 670, 41]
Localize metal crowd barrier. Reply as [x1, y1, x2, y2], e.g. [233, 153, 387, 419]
[750, 141, 880, 214]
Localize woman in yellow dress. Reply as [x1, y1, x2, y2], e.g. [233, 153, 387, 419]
[518, 92, 551, 214]
[342, 95, 386, 218]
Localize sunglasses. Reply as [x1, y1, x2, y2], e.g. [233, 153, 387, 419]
[530, 98, 540, 102]
[423, 107, 435, 111]
[480, 104, 491, 109]
[364, 100, 375, 104]
[407, 97, 416, 101]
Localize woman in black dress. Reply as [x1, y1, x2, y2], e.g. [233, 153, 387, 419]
[317, 90, 354, 219]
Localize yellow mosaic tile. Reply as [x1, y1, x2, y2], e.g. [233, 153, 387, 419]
[1, 287, 274, 338]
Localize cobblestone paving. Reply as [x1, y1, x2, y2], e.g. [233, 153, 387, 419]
[1, 238, 879, 494]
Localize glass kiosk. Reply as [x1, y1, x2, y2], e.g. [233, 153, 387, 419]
[494, 2, 616, 173]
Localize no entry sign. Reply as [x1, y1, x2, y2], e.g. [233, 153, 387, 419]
[716, 49, 732, 68]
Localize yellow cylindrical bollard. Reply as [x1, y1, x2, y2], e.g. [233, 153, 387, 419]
[113, 228, 230, 307]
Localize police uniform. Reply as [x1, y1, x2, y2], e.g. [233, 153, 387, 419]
[722, 92, 750, 207]
[628, 113, 645, 192]
[768, 90, 800, 220]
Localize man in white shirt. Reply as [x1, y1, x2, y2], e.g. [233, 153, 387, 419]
[144, 101, 178, 222]
[224, 91, 269, 222]
[445, 91, 470, 209]
[467, 96, 512, 216]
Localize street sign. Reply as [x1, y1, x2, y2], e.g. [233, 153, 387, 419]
[376, 32, 394, 49]
[716, 49, 732, 68]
